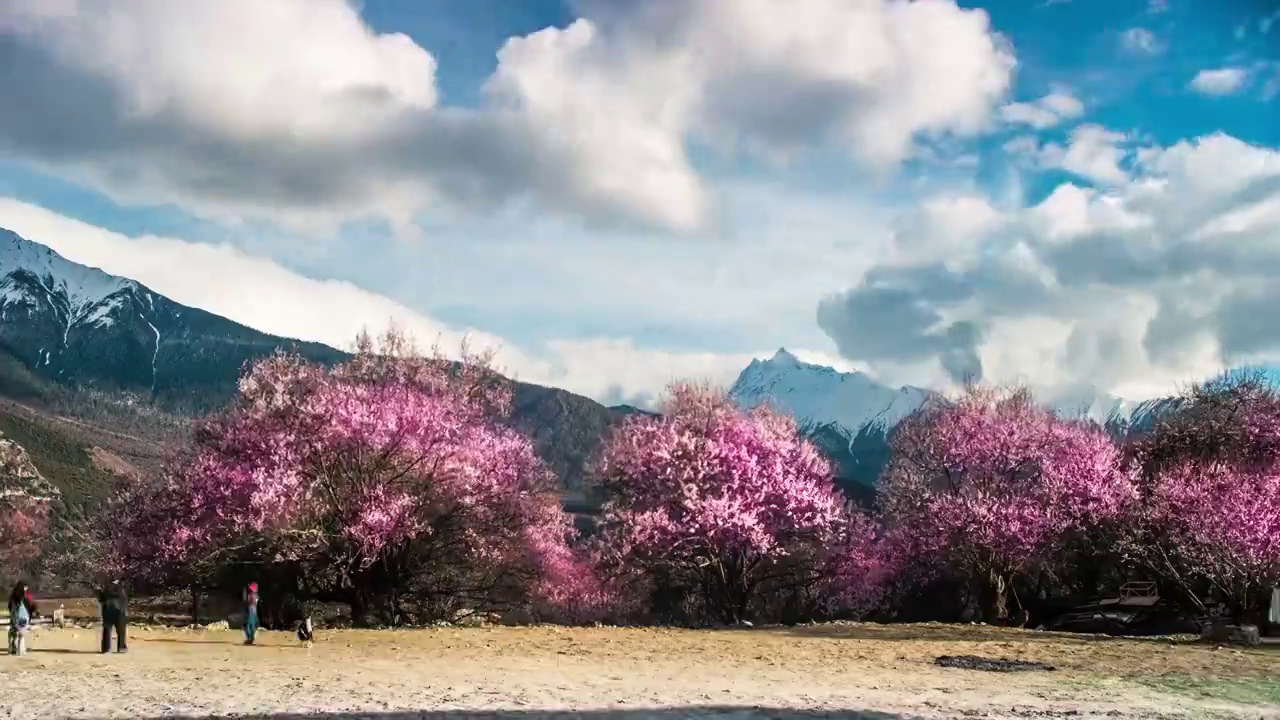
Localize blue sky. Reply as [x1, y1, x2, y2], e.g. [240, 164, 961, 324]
[0, 0, 1278, 406]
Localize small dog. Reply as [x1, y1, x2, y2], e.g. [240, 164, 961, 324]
[295, 616, 314, 648]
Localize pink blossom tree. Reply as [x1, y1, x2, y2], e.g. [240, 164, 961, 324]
[1125, 372, 1280, 622]
[0, 436, 54, 582]
[142, 329, 582, 625]
[591, 383, 880, 625]
[0, 499, 48, 582]
[880, 385, 1136, 623]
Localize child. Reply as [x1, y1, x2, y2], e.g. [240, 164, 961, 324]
[295, 615, 314, 648]
[7, 582, 36, 656]
[243, 583, 259, 645]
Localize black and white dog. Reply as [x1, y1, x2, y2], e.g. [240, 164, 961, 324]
[296, 616, 314, 648]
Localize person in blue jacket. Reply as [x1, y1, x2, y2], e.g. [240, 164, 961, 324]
[243, 582, 260, 645]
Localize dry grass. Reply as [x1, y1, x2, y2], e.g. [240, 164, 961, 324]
[2, 621, 1278, 719]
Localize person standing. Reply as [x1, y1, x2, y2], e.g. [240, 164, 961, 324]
[243, 582, 259, 645]
[97, 578, 128, 654]
[7, 581, 37, 656]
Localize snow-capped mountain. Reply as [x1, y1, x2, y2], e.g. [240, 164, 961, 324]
[731, 348, 935, 435]
[730, 347, 1179, 435]
[728, 348, 1181, 499]
[0, 226, 346, 409]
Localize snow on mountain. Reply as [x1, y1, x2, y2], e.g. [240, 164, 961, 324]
[0, 228, 132, 312]
[729, 348, 1173, 441]
[730, 348, 934, 435]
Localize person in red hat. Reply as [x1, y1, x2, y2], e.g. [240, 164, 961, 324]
[243, 582, 260, 645]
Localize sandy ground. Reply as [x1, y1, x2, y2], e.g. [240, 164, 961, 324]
[1, 622, 1278, 720]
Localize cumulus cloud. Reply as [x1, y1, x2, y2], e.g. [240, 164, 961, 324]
[1189, 67, 1250, 96]
[1056, 125, 1132, 186]
[818, 132, 1280, 402]
[999, 90, 1085, 130]
[1003, 125, 1133, 187]
[0, 0, 1015, 233]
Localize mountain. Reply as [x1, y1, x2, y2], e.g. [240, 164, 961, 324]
[0, 228, 350, 413]
[728, 348, 1182, 502]
[0, 226, 634, 509]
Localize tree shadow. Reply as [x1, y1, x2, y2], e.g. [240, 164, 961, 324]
[139, 637, 298, 647]
[775, 622, 1191, 645]
[95, 708, 911, 720]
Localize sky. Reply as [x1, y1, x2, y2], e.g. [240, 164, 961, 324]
[0, 0, 1278, 408]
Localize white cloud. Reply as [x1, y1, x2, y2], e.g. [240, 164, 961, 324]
[999, 89, 1085, 129]
[1057, 124, 1132, 186]
[818, 131, 1280, 402]
[1147, 0, 1169, 13]
[1189, 67, 1250, 96]
[1120, 27, 1161, 55]
[0, 0, 1015, 233]
[1001, 125, 1134, 187]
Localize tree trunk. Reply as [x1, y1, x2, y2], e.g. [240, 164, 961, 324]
[387, 588, 400, 627]
[189, 585, 201, 626]
[349, 590, 374, 627]
[983, 570, 1009, 624]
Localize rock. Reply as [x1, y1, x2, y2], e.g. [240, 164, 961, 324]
[202, 620, 230, 631]
[1200, 622, 1261, 646]
[455, 613, 487, 628]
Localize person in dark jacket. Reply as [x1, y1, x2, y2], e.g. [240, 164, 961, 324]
[7, 581, 37, 655]
[97, 579, 128, 653]
[7, 581, 37, 618]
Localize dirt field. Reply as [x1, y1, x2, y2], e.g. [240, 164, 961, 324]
[2, 622, 1278, 720]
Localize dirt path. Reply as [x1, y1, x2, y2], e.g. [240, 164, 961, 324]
[2, 623, 1277, 719]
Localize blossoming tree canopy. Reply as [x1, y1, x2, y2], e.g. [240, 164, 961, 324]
[1129, 372, 1280, 621]
[879, 385, 1136, 622]
[592, 382, 861, 623]
[153, 330, 577, 624]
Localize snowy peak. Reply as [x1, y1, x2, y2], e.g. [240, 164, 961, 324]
[769, 347, 800, 364]
[730, 348, 935, 438]
[0, 229, 132, 313]
[729, 350, 1174, 442]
